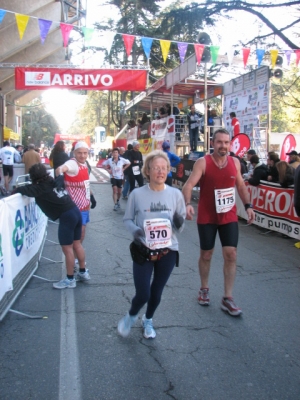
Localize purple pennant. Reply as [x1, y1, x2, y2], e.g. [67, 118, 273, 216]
[256, 49, 265, 66]
[284, 50, 292, 66]
[38, 18, 52, 44]
[177, 42, 188, 64]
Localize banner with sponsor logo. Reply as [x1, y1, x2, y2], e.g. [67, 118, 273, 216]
[0, 200, 13, 302]
[224, 81, 269, 140]
[236, 181, 300, 239]
[280, 134, 297, 162]
[15, 68, 147, 91]
[3, 194, 47, 280]
[230, 134, 251, 158]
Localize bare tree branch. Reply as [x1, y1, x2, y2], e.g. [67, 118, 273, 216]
[171, 1, 300, 49]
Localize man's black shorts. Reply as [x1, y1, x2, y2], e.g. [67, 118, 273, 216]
[197, 222, 239, 250]
[3, 165, 13, 177]
[110, 178, 123, 188]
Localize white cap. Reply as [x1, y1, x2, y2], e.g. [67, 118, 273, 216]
[74, 141, 89, 150]
[132, 140, 139, 147]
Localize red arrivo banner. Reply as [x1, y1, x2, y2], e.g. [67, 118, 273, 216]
[15, 68, 147, 91]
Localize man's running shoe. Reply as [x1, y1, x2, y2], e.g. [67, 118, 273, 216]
[53, 277, 76, 289]
[117, 312, 138, 337]
[76, 269, 90, 281]
[198, 288, 210, 306]
[221, 297, 242, 316]
[116, 201, 120, 209]
[141, 314, 156, 339]
[113, 204, 118, 211]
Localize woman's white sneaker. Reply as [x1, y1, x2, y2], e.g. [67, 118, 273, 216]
[141, 314, 156, 339]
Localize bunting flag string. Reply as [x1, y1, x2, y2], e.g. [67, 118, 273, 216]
[194, 44, 204, 65]
[0, 9, 6, 24]
[242, 48, 251, 68]
[256, 49, 265, 67]
[15, 13, 30, 40]
[38, 19, 52, 44]
[1, 7, 300, 69]
[122, 34, 135, 57]
[141, 37, 153, 60]
[178, 42, 188, 64]
[270, 49, 279, 68]
[160, 40, 171, 63]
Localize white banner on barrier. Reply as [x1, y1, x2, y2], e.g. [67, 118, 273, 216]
[0, 200, 13, 300]
[4, 194, 48, 279]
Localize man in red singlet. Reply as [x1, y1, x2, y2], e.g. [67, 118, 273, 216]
[182, 128, 255, 316]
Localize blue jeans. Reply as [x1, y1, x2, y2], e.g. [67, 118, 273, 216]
[189, 127, 199, 151]
[122, 175, 130, 197]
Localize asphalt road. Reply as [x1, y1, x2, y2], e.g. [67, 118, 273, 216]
[0, 178, 300, 400]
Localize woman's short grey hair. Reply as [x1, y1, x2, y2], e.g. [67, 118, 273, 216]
[142, 150, 170, 182]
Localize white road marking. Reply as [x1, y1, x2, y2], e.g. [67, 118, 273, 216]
[58, 259, 82, 400]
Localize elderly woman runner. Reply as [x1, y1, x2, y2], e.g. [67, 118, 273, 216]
[117, 150, 186, 339]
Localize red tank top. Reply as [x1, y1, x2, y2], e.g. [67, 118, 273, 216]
[197, 155, 238, 225]
[64, 160, 90, 211]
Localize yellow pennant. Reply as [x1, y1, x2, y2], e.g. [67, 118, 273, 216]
[160, 40, 171, 63]
[270, 49, 279, 69]
[15, 13, 30, 40]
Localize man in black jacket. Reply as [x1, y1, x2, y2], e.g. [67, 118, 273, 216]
[127, 140, 144, 192]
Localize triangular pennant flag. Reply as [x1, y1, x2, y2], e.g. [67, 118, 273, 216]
[295, 50, 300, 67]
[160, 40, 171, 63]
[60, 23, 73, 47]
[270, 49, 279, 68]
[38, 18, 52, 44]
[105, 31, 116, 53]
[256, 49, 265, 67]
[242, 48, 251, 68]
[15, 13, 30, 40]
[122, 34, 135, 57]
[82, 27, 94, 44]
[285, 50, 292, 66]
[227, 46, 235, 66]
[210, 46, 220, 65]
[194, 44, 204, 65]
[178, 42, 188, 64]
[0, 9, 6, 24]
[141, 37, 153, 59]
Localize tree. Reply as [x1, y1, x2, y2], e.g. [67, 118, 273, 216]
[22, 100, 60, 147]
[271, 65, 300, 133]
[163, 1, 300, 50]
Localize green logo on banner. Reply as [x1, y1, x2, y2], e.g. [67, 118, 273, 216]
[12, 210, 24, 256]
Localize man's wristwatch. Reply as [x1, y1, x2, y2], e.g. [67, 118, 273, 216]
[244, 203, 253, 210]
